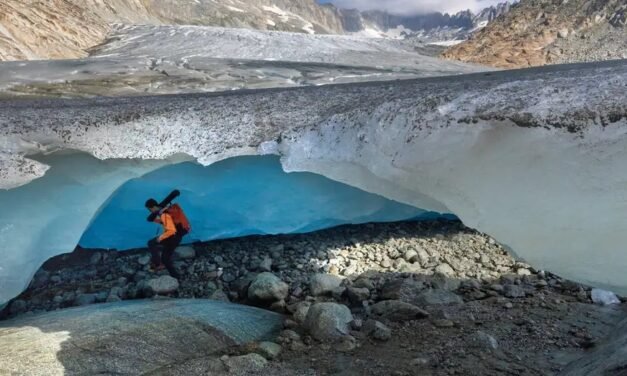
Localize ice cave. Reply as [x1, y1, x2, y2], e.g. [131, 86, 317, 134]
[0, 151, 450, 305]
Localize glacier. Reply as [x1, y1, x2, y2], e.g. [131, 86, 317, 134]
[0, 58, 626, 305]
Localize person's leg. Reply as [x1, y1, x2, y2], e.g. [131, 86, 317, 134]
[161, 236, 182, 278]
[147, 238, 162, 267]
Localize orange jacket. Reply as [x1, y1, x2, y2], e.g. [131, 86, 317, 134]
[157, 212, 177, 242]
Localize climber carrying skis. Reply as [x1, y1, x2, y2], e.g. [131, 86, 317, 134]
[145, 190, 191, 279]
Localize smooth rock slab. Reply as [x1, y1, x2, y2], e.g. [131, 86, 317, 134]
[0, 299, 282, 375]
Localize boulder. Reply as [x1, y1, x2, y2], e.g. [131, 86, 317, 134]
[304, 302, 353, 341]
[380, 278, 426, 303]
[435, 263, 456, 276]
[174, 246, 195, 259]
[256, 341, 282, 360]
[346, 287, 370, 305]
[145, 275, 179, 295]
[362, 320, 392, 341]
[309, 274, 343, 296]
[371, 300, 429, 321]
[416, 289, 464, 306]
[503, 285, 526, 298]
[248, 272, 288, 302]
[0, 300, 283, 375]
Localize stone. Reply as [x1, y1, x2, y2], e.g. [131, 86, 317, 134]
[473, 331, 499, 350]
[223, 353, 268, 373]
[9, 299, 27, 315]
[380, 278, 425, 303]
[432, 319, 455, 328]
[403, 249, 418, 262]
[416, 289, 464, 306]
[430, 272, 461, 291]
[74, 294, 97, 306]
[89, 252, 102, 265]
[290, 301, 311, 324]
[137, 254, 151, 266]
[174, 246, 195, 259]
[410, 357, 429, 366]
[504, 285, 526, 298]
[558, 28, 569, 38]
[248, 272, 289, 302]
[435, 263, 455, 277]
[309, 274, 343, 296]
[257, 341, 282, 360]
[259, 257, 273, 272]
[334, 335, 357, 352]
[362, 320, 392, 341]
[304, 302, 353, 341]
[231, 274, 258, 299]
[371, 300, 429, 321]
[346, 287, 370, 305]
[0, 300, 283, 375]
[517, 268, 531, 276]
[145, 275, 179, 295]
[209, 289, 230, 302]
[350, 319, 363, 330]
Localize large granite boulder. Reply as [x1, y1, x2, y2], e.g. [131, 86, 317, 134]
[0, 299, 282, 375]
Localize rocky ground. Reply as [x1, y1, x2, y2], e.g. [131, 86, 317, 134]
[3, 219, 626, 375]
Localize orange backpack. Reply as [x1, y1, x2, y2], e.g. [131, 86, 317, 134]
[165, 203, 191, 236]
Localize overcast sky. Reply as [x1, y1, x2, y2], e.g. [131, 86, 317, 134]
[319, 0, 509, 15]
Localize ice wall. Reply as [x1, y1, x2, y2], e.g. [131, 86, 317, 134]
[80, 155, 428, 250]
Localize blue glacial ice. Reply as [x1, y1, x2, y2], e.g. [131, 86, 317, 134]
[80, 155, 435, 249]
[0, 152, 442, 305]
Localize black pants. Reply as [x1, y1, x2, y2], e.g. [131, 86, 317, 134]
[148, 235, 182, 278]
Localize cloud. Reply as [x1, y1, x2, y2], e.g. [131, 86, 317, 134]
[323, 0, 507, 15]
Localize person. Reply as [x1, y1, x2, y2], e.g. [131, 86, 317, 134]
[145, 198, 190, 279]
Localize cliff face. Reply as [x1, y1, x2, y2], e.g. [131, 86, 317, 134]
[442, 0, 627, 68]
[0, 0, 345, 61]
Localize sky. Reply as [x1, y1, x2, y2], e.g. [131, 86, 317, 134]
[318, 0, 508, 15]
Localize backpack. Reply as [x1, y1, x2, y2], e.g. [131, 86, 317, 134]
[165, 203, 191, 236]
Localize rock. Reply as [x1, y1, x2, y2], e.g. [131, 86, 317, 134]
[270, 300, 287, 313]
[256, 341, 282, 360]
[380, 259, 391, 268]
[145, 275, 179, 295]
[353, 278, 375, 290]
[248, 272, 289, 302]
[31, 270, 50, 288]
[362, 320, 392, 341]
[309, 274, 343, 296]
[517, 268, 531, 276]
[174, 246, 195, 259]
[334, 335, 357, 352]
[435, 263, 456, 277]
[410, 357, 429, 366]
[259, 257, 273, 272]
[403, 249, 418, 262]
[209, 289, 230, 302]
[223, 353, 268, 373]
[304, 302, 353, 341]
[9, 299, 27, 315]
[74, 294, 97, 306]
[432, 319, 455, 328]
[558, 28, 569, 38]
[290, 301, 311, 324]
[137, 254, 151, 266]
[503, 285, 526, 298]
[221, 273, 236, 283]
[473, 331, 498, 350]
[430, 272, 460, 291]
[89, 252, 102, 265]
[591, 288, 621, 306]
[416, 289, 464, 306]
[0, 299, 283, 375]
[371, 300, 429, 321]
[380, 278, 425, 303]
[231, 274, 258, 299]
[346, 287, 370, 305]
[350, 319, 363, 330]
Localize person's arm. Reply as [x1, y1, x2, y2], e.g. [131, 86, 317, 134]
[157, 213, 177, 242]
